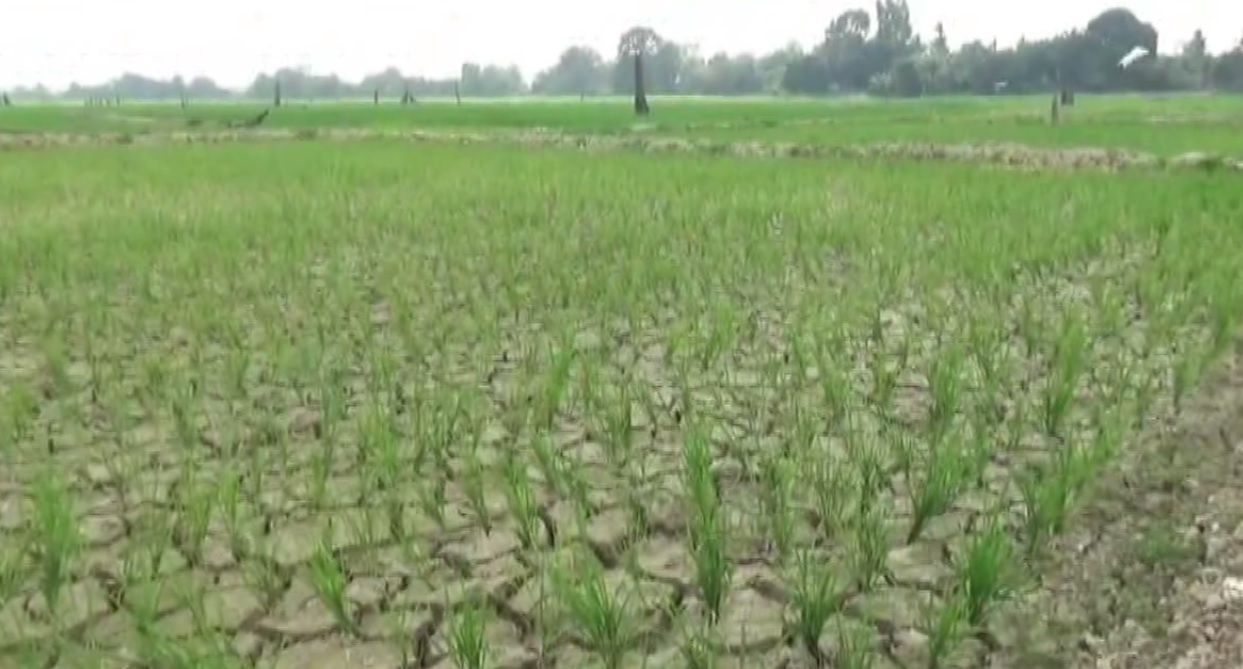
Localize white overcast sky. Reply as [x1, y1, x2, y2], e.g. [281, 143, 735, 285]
[1, 0, 1238, 90]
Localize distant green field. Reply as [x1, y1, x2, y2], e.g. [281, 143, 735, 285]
[3, 93, 1243, 155]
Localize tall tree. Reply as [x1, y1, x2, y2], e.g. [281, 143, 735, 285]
[931, 22, 949, 57]
[532, 46, 607, 96]
[617, 27, 662, 114]
[1181, 29, 1209, 87]
[820, 8, 875, 90]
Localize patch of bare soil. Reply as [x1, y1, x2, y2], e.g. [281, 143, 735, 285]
[0, 127, 1239, 175]
[995, 340, 1243, 669]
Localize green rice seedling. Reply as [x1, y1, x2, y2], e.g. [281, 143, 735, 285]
[866, 305, 888, 348]
[1129, 362, 1159, 428]
[811, 456, 854, 539]
[137, 632, 244, 669]
[1205, 287, 1238, 361]
[923, 589, 967, 669]
[172, 480, 216, 567]
[1086, 406, 1127, 468]
[347, 499, 384, 550]
[903, 434, 972, 545]
[39, 334, 70, 400]
[697, 303, 738, 372]
[1041, 314, 1088, 438]
[867, 350, 900, 420]
[82, 334, 107, 406]
[549, 553, 634, 669]
[446, 596, 491, 669]
[309, 533, 360, 636]
[962, 413, 1000, 487]
[816, 350, 853, 429]
[849, 430, 888, 520]
[360, 409, 413, 540]
[169, 378, 201, 451]
[501, 452, 542, 550]
[530, 432, 566, 496]
[967, 313, 1008, 392]
[672, 364, 699, 426]
[360, 403, 401, 490]
[691, 507, 732, 626]
[621, 478, 652, 545]
[682, 424, 731, 623]
[216, 470, 250, 562]
[176, 580, 232, 654]
[224, 349, 251, 411]
[786, 548, 844, 662]
[416, 464, 449, 532]
[955, 516, 1018, 627]
[98, 407, 140, 496]
[834, 618, 876, 669]
[681, 425, 718, 529]
[317, 368, 348, 443]
[0, 540, 27, 610]
[926, 345, 965, 445]
[126, 506, 175, 584]
[721, 420, 758, 483]
[1016, 446, 1092, 557]
[815, 320, 855, 417]
[2, 380, 37, 448]
[534, 335, 577, 432]
[29, 467, 80, 617]
[757, 451, 797, 561]
[850, 502, 890, 593]
[129, 571, 166, 640]
[599, 378, 637, 471]
[558, 453, 595, 529]
[679, 623, 719, 669]
[1171, 350, 1202, 414]
[1016, 297, 1043, 359]
[460, 450, 493, 535]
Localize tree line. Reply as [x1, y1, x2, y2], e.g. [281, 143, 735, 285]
[5, 3, 1243, 102]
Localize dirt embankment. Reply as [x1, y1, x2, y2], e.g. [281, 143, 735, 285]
[1, 126, 1240, 174]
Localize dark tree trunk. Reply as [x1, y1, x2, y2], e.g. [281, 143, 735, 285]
[274, 80, 282, 108]
[633, 53, 650, 115]
[1055, 67, 1074, 106]
[1050, 94, 1060, 125]
[454, 81, 461, 106]
[374, 89, 379, 105]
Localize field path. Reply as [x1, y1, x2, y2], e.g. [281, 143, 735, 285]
[1, 126, 1241, 174]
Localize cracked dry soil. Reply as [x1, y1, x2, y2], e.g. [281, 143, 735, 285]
[998, 339, 1243, 669]
[2, 341, 1243, 669]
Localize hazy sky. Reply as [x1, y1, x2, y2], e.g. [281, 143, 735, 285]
[2, 0, 1238, 90]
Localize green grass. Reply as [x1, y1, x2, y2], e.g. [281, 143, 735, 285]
[1, 103, 1242, 667]
[3, 93, 1243, 155]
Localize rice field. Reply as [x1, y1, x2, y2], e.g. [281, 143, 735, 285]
[2, 97, 1243, 669]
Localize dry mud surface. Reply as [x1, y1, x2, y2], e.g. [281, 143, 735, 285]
[1009, 341, 1243, 669]
[1, 126, 1240, 174]
[2, 321, 1242, 669]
